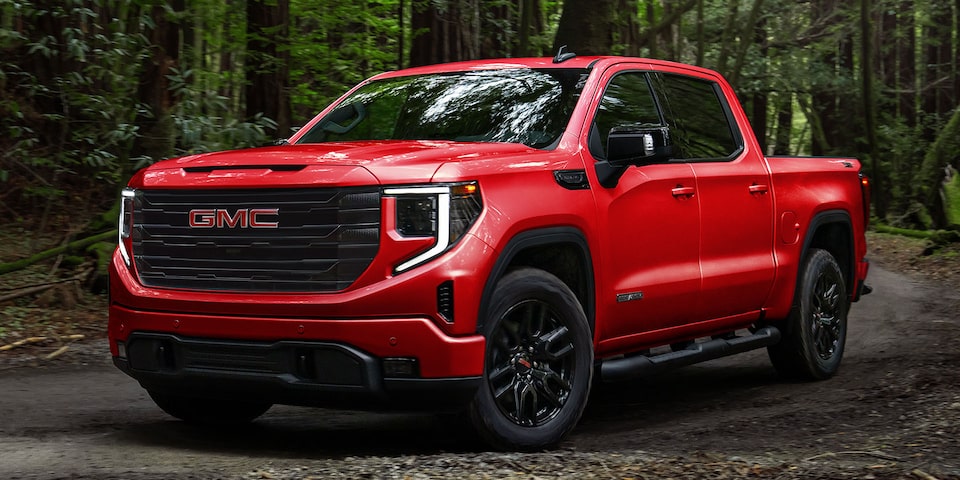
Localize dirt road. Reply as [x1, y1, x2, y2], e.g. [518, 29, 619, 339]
[1, 264, 958, 479]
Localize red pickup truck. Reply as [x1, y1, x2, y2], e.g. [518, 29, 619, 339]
[109, 55, 870, 450]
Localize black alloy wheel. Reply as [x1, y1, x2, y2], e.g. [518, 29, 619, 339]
[488, 298, 576, 427]
[768, 248, 849, 380]
[469, 268, 593, 451]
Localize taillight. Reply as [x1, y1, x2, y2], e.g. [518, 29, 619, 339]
[859, 172, 870, 228]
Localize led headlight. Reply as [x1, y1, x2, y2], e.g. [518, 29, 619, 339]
[384, 182, 482, 273]
[118, 188, 136, 266]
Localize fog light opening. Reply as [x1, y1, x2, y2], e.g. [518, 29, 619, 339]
[116, 341, 127, 359]
[383, 358, 419, 378]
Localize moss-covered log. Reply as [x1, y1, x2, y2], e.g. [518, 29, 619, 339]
[0, 230, 116, 275]
[916, 107, 960, 228]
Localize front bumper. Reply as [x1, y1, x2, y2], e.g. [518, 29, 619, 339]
[113, 332, 481, 410]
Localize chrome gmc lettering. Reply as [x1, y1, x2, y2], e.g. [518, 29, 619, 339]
[188, 208, 280, 228]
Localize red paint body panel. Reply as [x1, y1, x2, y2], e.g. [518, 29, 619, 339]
[109, 56, 869, 399]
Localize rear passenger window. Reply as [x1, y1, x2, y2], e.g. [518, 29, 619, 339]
[652, 73, 740, 160]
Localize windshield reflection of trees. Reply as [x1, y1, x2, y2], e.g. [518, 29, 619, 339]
[303, 69, 584, 149]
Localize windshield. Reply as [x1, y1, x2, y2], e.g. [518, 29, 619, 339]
[296, 68, 588, 149]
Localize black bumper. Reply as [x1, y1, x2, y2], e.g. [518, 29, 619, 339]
[114, 332, 480, 411]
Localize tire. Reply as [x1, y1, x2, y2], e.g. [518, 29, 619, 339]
[468, 268, 594, 451]
[148, 390, 271, 425]
[768, 248, 849, 380]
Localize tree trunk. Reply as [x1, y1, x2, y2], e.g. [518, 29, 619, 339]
[773, 92, 793, 155]
[616, 0, 640, 57]
[130, 1, 182, 165]
[727, 0, 764, 89]
[552, 0, 616, 56]
[920, 1, 953, 140]
[859, 0, 884, 219]
[716, 0, 740, 76]
[245, 0, 291, 137]
[749, 15, 768, 153]
[410, 0, 481, 67]
[695, 0, 705, 65]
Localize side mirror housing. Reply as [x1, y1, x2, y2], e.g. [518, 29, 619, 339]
[607, 125, 672, 167]
[595, 125, 673, 188]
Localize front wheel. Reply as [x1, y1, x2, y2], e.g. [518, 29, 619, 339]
[469, 268, 594, 451]
[768, 248, 849, 380]
[148, 391, 272, 425]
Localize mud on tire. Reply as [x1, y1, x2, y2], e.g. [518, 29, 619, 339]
[768, 248, 849, 380]
[469, 268, 594, 451]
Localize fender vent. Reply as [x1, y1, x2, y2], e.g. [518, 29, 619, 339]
[437, 280, 454, 322]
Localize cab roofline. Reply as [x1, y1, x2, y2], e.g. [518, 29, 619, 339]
[367, 56, 722, 81]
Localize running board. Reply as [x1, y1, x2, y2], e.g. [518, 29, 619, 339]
[600, 326, 781, 382]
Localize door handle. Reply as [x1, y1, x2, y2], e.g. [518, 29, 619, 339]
[672, 185, 695, 198]
[748, 183, 769, 194]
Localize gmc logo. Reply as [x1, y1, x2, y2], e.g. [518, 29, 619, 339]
[188, 208, 280, 228]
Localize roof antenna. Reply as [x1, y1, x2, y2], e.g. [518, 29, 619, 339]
[553, 45, 577, 64]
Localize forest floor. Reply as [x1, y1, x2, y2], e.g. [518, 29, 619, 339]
[1, 228, 959, 479]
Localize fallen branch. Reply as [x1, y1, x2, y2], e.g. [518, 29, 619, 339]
[0, 230, 115, 275]
[0, 284, 57, 303]
[44, 345, 71, 360]
[804, 451, 902, 462]
[0, 271, 90, 303]
[0, 334, 85, 352]
[913, 469, 940, 480]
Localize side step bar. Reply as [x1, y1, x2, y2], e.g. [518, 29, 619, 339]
[600, 326, 782, 382]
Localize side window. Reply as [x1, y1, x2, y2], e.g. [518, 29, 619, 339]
[589, 72, 661, 159]
[651, 73, 740, 160]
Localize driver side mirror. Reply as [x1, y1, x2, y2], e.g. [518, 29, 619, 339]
[606, 125, 672, 167]
[595, 125, 673, 188]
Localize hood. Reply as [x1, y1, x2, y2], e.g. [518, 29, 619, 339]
[134, 141, 542, 189]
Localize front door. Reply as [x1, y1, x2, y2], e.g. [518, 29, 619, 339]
[587, 69, 702, 349]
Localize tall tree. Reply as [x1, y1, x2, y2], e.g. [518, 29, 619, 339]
[552, 0, 616, 55]
[410, 0, 481, 66]
[859, 0, 883, 218]
[246, 0, 291, 137]
[131, 1, 183, 165]
[920, 0, 954, 140]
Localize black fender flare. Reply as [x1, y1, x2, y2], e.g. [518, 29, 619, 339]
[798, 210, 855, 298]
[476, 226, 596, 334]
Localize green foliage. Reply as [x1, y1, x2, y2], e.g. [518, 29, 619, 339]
[1, 0, 149, 222]
[167, 67, 277, 157]
[945, 168, 960, 226]
[0, 0, 954, 236]
[287, 0, 403, 119]
[873, 224, 932, 239]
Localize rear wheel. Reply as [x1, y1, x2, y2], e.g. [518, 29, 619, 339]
[469, 268, 593, 451]
[768, 248, 849, 380]
[148, 391, 272, 425]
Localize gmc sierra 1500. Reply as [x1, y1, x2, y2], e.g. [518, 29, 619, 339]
[110, 54, 870, 450]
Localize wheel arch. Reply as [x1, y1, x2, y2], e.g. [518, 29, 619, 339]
[800, 210, 855, 298]
[476, 227, 595, 334]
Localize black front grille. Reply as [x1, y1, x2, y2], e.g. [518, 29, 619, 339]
[132, 188, 380, 292]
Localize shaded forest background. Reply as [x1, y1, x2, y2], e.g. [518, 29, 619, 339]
[1, 0, 959, 237]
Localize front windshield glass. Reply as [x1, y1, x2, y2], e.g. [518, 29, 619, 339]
[296, 68, 588, 149]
